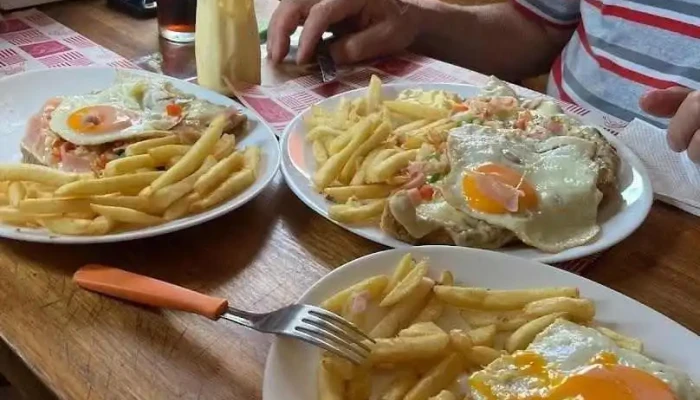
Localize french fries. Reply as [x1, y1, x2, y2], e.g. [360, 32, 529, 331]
[384, 253, 415, 295]
[434, 286, 579, 310]
[318, 360, 345, 400]
[596, 326, 644, 352]
[148, 115, 226, 192]
[314, 252, 621, 399]
[460, 309, 534, 331]
[8, 182, 26, 207]
[383, 100, 449, 120]
[321, 275, 389, 314]
[369, 333, 449, 364]
[524, 296, 595, 322]
[19, 198, 92, 214]
[328, 199, 386, 224]
[369, 277, 435, 338]
[404, 353, 464, 400]
[0, 164, 80, 186]
[467, 325, 497, 347]
[380, 261, 428, 307]
[90, 204, 162, 225]
[191, 168, 255, 211]
[104, 154, 157, 176]
[56, 172, 162, 196]
[194, 152, 244, 196]
[0, 111, 261, 236]
[303, 75, 471, 229]
[412, 270, 453, 324]
[366, 149, 418, 183]
[314, 116, 378, 189]
[379, 370, 418, 400]
[505, 312, 568, 353]
[124, 135, 180, 156]
[323, 185, 393, 203]
[429, 390, 457, 400]
[212, 134, 236, 160]
[40, 215, 113, 236]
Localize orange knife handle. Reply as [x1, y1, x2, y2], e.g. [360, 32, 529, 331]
[73, 264, 228, 320]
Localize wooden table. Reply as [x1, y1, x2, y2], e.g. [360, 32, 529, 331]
[0, 1, 698, 399]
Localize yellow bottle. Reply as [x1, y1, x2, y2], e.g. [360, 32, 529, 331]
[195, 0, 261, 95]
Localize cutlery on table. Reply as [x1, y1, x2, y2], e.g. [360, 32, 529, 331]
[73, 264, 372, 364]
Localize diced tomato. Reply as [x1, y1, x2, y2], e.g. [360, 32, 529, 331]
[419, 185, 434, 201]
[95, 154, 110, 170]
[166, 103, 183, 117]
[515, 111, 532, 130]
[452, 103, 470, 112]
[546, 119, 563, 134]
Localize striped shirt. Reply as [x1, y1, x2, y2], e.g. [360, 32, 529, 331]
[511, 0, 700, 128]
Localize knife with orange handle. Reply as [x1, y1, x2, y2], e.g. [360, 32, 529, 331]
[72, 264, 374, 364]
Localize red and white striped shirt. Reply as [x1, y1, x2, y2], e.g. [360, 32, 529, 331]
[512, 0, 700, 128]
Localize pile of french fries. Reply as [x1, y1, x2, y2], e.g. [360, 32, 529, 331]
[0, 114, 261, 236]
[317, 253, 643, 400]
[306, 75, 457, 224]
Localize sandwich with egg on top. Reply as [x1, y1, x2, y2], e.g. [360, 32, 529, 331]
[381, 78, 620, 253]
[21, 73, 247, 174]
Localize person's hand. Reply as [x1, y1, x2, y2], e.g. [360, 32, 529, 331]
[267, 0, 419, 65]
[640, 86, 700, 162]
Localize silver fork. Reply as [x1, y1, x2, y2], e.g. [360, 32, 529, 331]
[73, 264, 373, 364]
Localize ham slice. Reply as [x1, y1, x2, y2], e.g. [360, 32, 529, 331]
[348, 290, 370, 314]
[60, 146, 93, 172]
[474, 173, 523, 212]
[22, 98, 62, 164]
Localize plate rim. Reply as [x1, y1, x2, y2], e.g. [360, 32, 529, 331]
[262, 245, 699, 400]
[279, 82, 654, 263]
[0, 67, 282, 244]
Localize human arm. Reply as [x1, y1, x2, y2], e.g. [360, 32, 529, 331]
[408, 1, 575, 82]
[267, 0, 576, 82]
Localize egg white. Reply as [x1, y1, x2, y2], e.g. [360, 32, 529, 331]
[470, 320, 700, 400]
[49, 80, 182, 146]
[437, 124, 602, 253]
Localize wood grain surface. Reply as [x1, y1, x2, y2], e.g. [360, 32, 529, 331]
[0, 1, 697, 400]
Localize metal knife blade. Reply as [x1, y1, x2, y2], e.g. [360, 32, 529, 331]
[316, 41, 337, 83]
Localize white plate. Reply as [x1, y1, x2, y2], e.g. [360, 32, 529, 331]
[263, 246, 699, 400]
[0, 67, 280, 244]
[280, 83, 653, 264]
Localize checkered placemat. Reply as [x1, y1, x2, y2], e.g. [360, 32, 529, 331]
[231, 52, 629, 136]
[0, 9, 138, 76]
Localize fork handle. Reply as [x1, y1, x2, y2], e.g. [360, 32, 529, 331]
[73, 264, 228, 320]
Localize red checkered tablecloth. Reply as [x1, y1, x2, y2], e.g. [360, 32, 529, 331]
[0, 9, 138, 76]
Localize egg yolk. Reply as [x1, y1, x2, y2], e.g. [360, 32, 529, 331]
[67, 105, 133, 134]
[470, 351, 677, 400]
[547, 364, 676, 400]
[462, 163, 538, 214]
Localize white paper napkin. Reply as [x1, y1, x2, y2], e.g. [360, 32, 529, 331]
[617, 118, 700, 216]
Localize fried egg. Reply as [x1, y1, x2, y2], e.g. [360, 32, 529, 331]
[469, 319, 699, 400]
[48, 79, 183, 146]
[438, 124, 602, 252]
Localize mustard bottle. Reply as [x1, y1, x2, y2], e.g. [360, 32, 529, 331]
[195, 0, 261, 95]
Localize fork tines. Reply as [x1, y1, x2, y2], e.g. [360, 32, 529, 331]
[295, 306, 374, 365]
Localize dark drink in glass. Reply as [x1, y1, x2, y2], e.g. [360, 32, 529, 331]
[156, 0, 197, 43]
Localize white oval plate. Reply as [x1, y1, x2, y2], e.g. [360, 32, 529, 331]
[280, 83, 653, 264]
[263, 246, 699, 400]
[0, 67, 280, 244]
